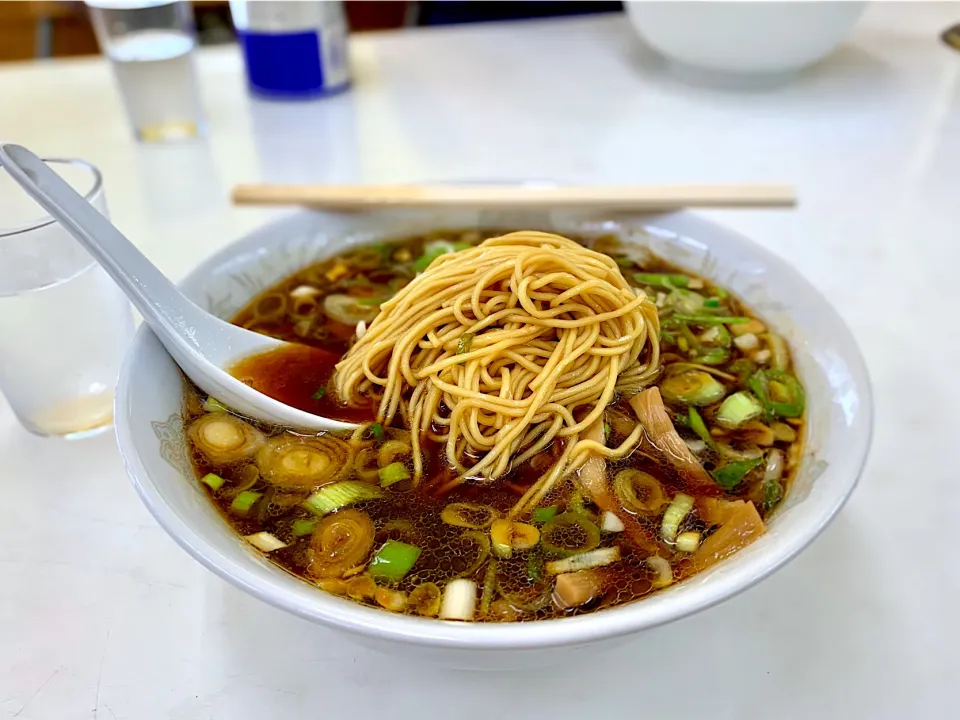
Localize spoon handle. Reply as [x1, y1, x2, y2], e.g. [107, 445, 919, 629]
[0, 143, 203, 340]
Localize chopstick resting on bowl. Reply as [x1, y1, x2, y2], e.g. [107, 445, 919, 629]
[230, 184, 797, 211]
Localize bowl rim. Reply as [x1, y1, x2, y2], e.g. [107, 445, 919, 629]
[115, 209, 873, 650]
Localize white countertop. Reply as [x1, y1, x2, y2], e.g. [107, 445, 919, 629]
[2, 3, 958, 718]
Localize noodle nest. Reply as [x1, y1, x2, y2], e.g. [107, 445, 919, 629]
[333, 231, 660, 485]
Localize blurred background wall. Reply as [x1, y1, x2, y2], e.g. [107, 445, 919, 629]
[0, 1, 625, 62]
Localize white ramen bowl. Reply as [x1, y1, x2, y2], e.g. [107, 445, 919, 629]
[625, 1, 867, 80]
[115, 208, 872, 668]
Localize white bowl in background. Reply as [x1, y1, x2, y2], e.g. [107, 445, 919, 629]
[625, 1, 867, 79]
[114, 208, 872, 668]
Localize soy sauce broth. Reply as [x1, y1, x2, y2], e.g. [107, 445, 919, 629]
[186, 228, 805, 622]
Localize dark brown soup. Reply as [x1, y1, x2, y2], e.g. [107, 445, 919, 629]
[184, 229, 805, 622]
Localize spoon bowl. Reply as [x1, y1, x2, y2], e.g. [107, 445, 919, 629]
[0, 143, 358, 433]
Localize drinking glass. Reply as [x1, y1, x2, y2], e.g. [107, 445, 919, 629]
[0, 159, 135, 438]
[87, 0, 206, 142]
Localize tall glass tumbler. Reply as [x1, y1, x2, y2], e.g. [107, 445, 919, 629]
[87, 0, 206, 142]
[0, 159, 135, 438]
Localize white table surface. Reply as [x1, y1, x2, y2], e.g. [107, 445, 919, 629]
[2, 3, 958, 718]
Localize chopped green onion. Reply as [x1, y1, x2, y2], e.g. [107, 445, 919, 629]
[603, 422, 611, 440]
[669, 288, 706, 314]
[747, 369, 805, 419]
[711, 457, 763, 490]
[704, 298, 721, 308]
[688, 407, 716, 451]
[716, 391, 764, 428]
[692, 347, 730, 365]
[673, 314, 751, 325]
[451, 242, 472, 252]
[456, 333, 474, 355]
[545, 546, 621, 575]
[378, 462, 410, 487]
[762, 477, 784, 513]
[369, 423, 385, 441]
[675, 531, 700, 553]
[292, 518, 318, 537]
[480, 560, 498, 615]
[615, 256, 635, 268]
[303, 481, 384, 516]
[660, 492, 694, 543]
[659, 370, 726, 406]
[647, 555, 674, 588]
[200, 472, 225, 491]
[728, 359, 758, 384]
[369, 540, 421, 582]
[541, 513, 601, 556]
[531, 505, 558, 524]
[527, 552, 544, 582]
[230, 490, 262, 516]
[569, 490, 587, 515]
[311, 386, 326, 400]
[202, 396, 229, 413]
[634, 272, 691, 289]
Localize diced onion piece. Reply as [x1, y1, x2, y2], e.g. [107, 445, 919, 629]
[763, 449, 785, 483]
[374, 587, 408, 612]
[601, 511, 625, 533]
[730, 318, 766, 337]
[545, 546, 621, 575]
[661, 492, 695, 543]
[356, 319, 367, 340]
[290, 284, 320, 299]
[675, 531, 701, 553]
[345, 575, 377, 600]
[646, 555, 674, 588]
[304, 481, 383, 516]
[684, 439, 707, 454]
[245, 532, 287, 552]
[440, 579, 477, 621]
[754, 349, 772, 364]
[734, 332, 759, 351]
[771, 421, 797, 443]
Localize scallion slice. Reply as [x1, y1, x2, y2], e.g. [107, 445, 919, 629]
[378, 462, 410, 488]
[368, 540, 421, 582]
[230, 490, 262, 516]
[303, 481, 384, 516]
[660, 492, 694, 543]
[292, 518, 318, 537]
[531, 505, 558, 524]
[200, 472, 225, 491]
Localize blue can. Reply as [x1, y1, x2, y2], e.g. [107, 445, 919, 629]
[230, 0, 351, 99]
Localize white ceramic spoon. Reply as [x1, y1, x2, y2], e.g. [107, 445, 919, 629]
[0, 143, 358, 432]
